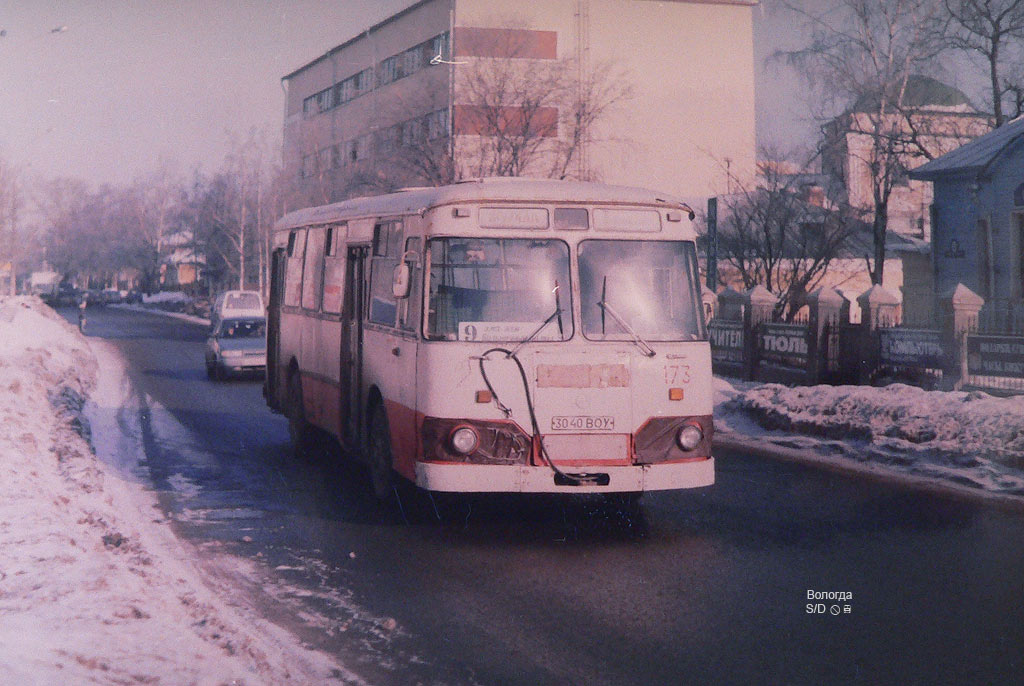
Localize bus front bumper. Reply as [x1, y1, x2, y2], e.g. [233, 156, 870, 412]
[414, 458, 714, 494]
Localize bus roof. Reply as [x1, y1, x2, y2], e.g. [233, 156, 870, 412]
[274, 178, 694, 232]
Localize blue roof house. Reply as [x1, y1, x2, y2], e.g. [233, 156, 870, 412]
[910, 116, 1024, 315]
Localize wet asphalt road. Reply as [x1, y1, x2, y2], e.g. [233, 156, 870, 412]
[66, 305, 1024, 685]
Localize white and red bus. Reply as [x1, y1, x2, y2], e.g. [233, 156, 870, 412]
[265, 178, 713, 499]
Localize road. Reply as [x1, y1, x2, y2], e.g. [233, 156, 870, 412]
[65, 305, 1024, 685]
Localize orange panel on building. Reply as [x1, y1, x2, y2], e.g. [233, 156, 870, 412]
[454, 27, 557, 59]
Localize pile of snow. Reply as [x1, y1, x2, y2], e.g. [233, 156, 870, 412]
[0, 297, 342, 685]
[715, 377, 1024, 497]
[142, 291, 191, 304]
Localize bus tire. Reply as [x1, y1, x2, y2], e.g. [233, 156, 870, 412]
[367, 402, 394, 501]
[286, 371, 312, 458]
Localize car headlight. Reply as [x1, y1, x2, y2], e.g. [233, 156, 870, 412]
[676, 424, 704, 451]
[449, 426, 480, 455]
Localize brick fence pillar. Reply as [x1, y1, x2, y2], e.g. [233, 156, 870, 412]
[856, 285, 901, 384]
[807, 286, 850, 384]
[743, 285, 777, 380]
[939, 283, 984, 390]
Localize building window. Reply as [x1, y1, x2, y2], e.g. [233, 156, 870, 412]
[301, 154, 316, 179]
[380, 55, 399, 85]
[426, 108, 450, 139]
[336, 77, 355, 104]
[431, 33, 449, 61]
[403, 46, 423, 76]
[401, 119, 423, 147]
[978, 218, 992, 299]
[1014, 182, 1024, 207]
[355, 68, 373, 92]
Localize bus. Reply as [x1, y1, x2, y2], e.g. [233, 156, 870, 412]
[265, 178, 713, 499]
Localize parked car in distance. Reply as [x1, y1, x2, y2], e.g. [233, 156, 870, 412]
[212, 290, 264, 326]
[205, 316, 267, 380]
[101, 288, 123, 304]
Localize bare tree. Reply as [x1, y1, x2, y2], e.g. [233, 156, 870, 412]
[714, 154, 858, 321]
[780, 0, 956, 285]
[374, 28, 633, 189]
[0, 158, 24, 295]
[941, 0, 1024, 126]
[123, 165, 184, 293]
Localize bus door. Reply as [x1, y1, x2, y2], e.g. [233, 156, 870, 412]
[342, 245, 368, 444]
[265, 247, 286, 410]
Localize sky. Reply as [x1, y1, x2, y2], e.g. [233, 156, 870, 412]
[0, 1, 986, 187]
[0, 0, 410, 185]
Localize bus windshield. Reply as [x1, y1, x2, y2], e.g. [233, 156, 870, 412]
[579, 240, 706, 342]
[427, 238, 572, 342]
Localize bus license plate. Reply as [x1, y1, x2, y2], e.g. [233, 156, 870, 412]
[551, 416, 614, 431]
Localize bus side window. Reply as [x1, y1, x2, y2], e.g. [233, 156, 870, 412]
[398, 237, 422, 332]
[322, 224, 346, 315]
[284, 229, 307, 308]
[368, 221, 402, 326]
[302, 226, 327, 311]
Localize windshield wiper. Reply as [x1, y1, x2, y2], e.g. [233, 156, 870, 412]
[597, 276, 656, 357]
[508, 282, 564, 357]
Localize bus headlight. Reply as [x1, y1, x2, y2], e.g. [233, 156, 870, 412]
[676, 424, 704, 451]
[449, 426, 480, 455]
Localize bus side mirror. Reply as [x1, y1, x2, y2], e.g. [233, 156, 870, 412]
[392, 263, 411, 299]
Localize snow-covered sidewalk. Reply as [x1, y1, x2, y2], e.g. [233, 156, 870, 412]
[714, 376, 1024, 502]
[0, 297, 345, 685]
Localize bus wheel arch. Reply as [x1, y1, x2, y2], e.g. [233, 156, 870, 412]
[286, 361, 311, 458]
[366, 390, 394, 500]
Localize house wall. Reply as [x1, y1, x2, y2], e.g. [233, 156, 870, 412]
[932, 176, 984, 299]
[983, 140, 1024, 305]
[282, 0, 756, 207]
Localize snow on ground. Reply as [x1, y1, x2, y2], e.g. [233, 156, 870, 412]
[0, 296, 350, 686]
[142, 291, 192, 305]
[714, 376, 1024, 499]
[3, 292, 1022, 682]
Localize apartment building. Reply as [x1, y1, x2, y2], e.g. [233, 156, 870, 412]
[281, 0, 757, 207]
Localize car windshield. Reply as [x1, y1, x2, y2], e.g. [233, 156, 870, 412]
[579, 240, 706, 342]
[218, 318, 266, 339]
[426, 238, 572, 341]
[224, 292, 261, 310]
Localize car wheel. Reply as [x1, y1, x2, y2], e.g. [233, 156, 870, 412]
[367, 403, 395, 501]
[205, 359, 215, 379]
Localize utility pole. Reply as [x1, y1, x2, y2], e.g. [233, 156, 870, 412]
[706, 196, 718, 290]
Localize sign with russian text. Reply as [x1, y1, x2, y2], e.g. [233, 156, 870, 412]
[879, 328, 944, 368]
[708, 320, 743, 363]
[967, 335, 1024, 378]
[759, 322, 808, 368]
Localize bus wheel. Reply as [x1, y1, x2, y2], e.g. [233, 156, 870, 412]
[367, 403, 394, 501]
[287, 372, 311, 458]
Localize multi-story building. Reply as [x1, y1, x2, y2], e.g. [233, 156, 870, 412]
[820, 76, 991, 241]
[281, 0, 757, 208]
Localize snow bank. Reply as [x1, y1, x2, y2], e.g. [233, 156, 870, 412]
[142, 291, 191, 304]
[716, 377, 1024, 497]
[0, 297, 344, 685]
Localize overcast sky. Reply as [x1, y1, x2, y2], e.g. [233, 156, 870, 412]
[0, 1, 977, 187]
[0, 0, 410, 185]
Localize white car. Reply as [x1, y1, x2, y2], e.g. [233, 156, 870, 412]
[211, 290, 264, 326]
